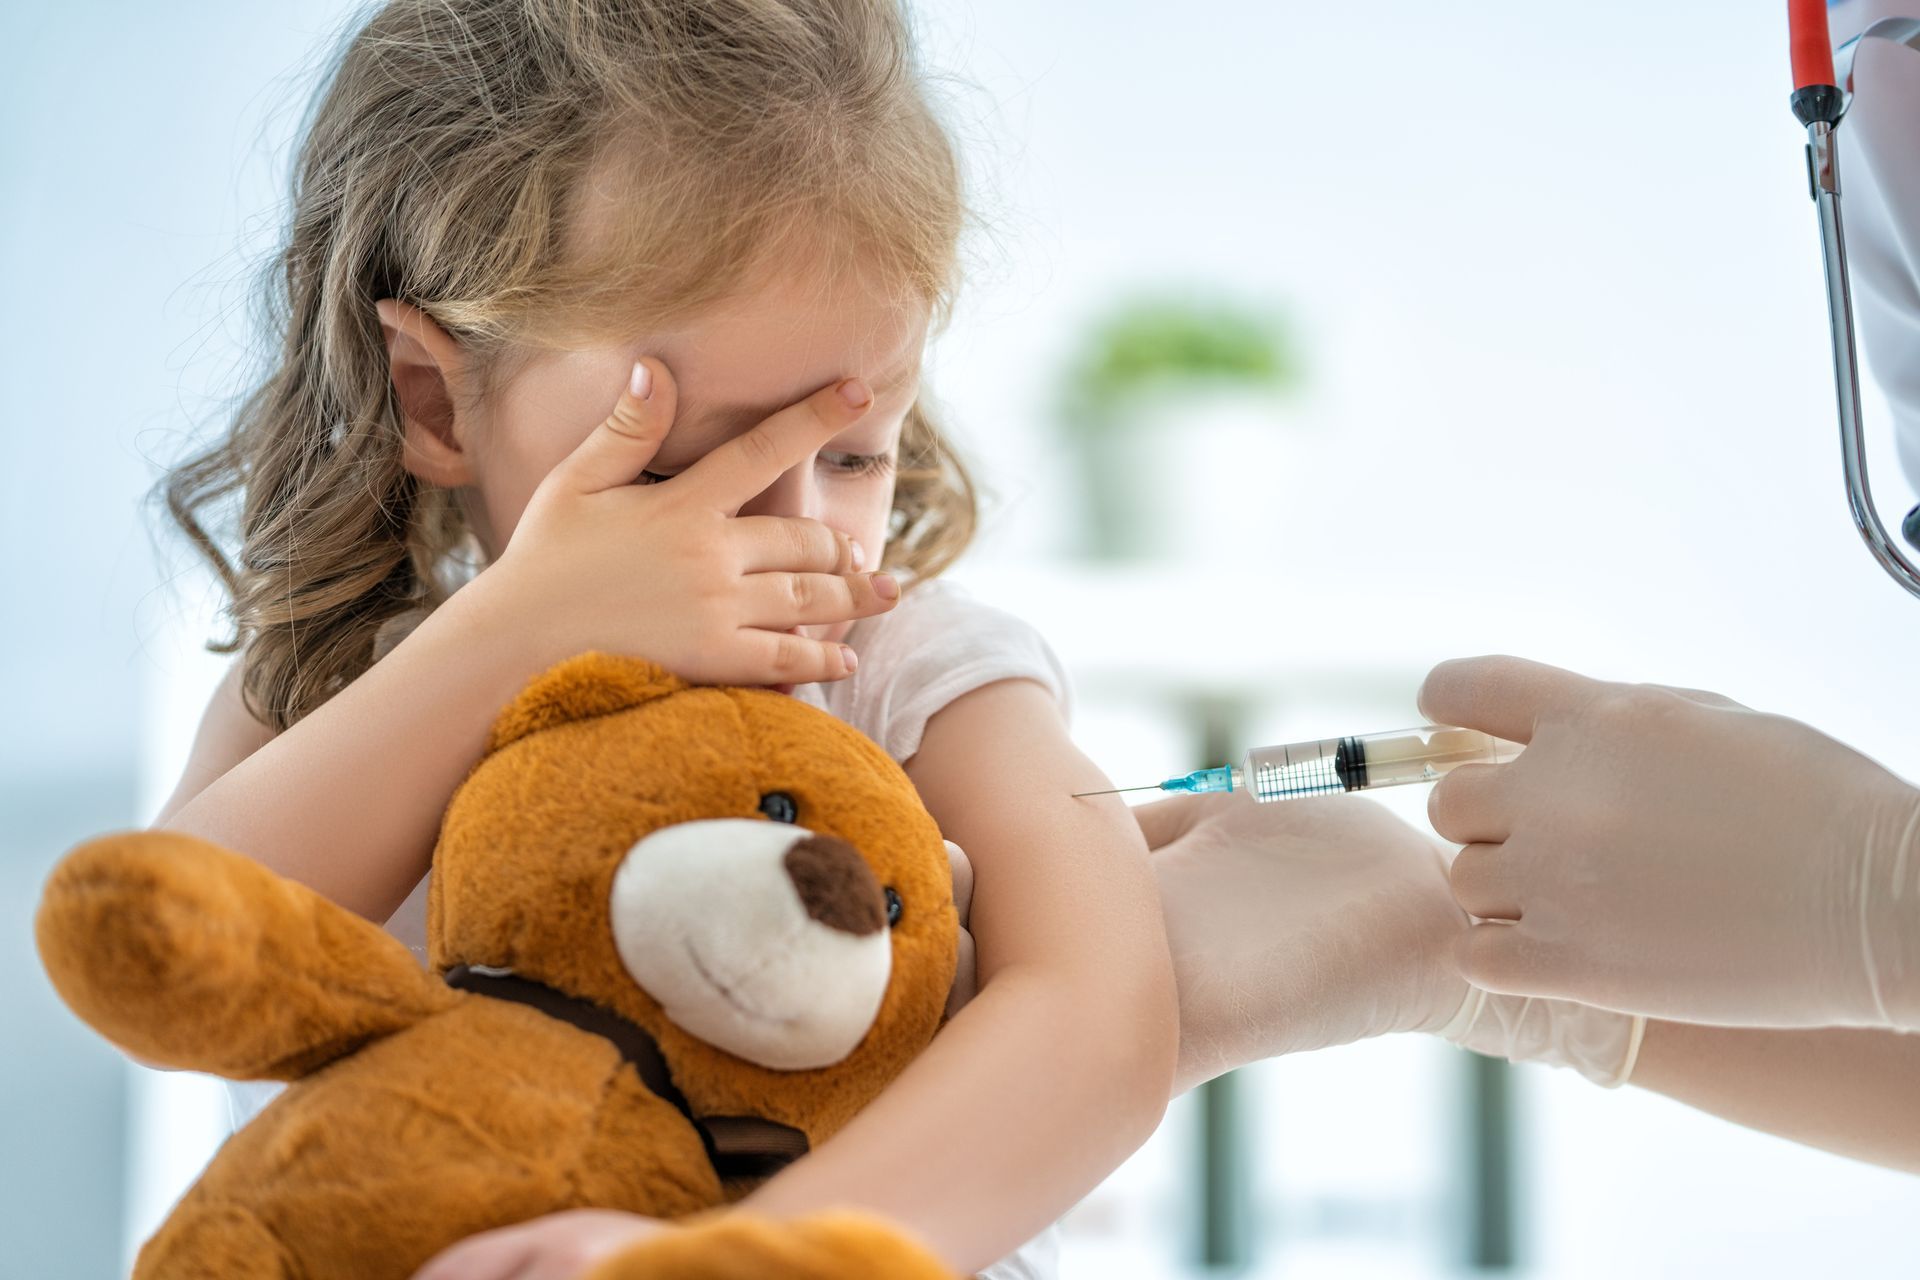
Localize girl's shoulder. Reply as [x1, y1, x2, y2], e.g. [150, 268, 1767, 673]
[153, 658, 276, 825]
[853, 580, 1056, 674]
[800, 580, 1072, 765]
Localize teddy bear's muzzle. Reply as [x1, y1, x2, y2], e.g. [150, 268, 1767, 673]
[608, 818, 896, 1071]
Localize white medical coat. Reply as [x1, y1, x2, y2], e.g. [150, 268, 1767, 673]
[1831, 0, 1920, 489]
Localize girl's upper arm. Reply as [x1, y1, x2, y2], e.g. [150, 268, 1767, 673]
[151, 658, 276, 827]
[905, 678, 1162, 977]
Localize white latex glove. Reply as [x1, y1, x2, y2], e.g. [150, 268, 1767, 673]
[1140, 791, 1465, 1091]
[1137, 791, 1642, 1092]
[1434, 987, 1643, 1091]
[943, 792, 1642, 1090]
[1422, 655, 1920, 1031]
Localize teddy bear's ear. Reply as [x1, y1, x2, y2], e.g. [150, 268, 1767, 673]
[485, 653, 688, 755]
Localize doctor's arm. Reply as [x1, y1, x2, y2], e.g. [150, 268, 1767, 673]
[1627, 1020, 1920, 1174]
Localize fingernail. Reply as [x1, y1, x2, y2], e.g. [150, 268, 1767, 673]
[837, 378, 871, 409]
[849, 539, 866, 573]
[872, 572, 899, 600]
[841, 644, 859, 673]
[629, 361, 652, 400]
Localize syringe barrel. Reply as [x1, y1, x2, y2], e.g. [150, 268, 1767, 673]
[1239, 737, 1350, 801]
[1241, 726, 1520, 803]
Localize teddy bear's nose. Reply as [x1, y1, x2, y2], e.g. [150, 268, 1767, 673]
[782, 835, 885, 937]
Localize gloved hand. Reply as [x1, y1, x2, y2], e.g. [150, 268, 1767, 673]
[942, 789, 1643, 1090]
[1139, 791, 1465, 1091]
[1434, 986, 1643, 1090]
[1136, 791, 1641, 1092]
[1422, 655, 1920, 1031]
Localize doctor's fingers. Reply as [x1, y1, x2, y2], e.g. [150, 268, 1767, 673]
[1427, 760, 1516, 846]
[1132, 792, 1219, 850]
[1645, 682, 1746, 711]
[1449, 842, 1524, 921]
[1418, 654, 1607, 745]
[1455, 920, 1579, 1002]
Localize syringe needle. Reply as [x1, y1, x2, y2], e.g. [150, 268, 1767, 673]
[1070, 784, 1163, 798]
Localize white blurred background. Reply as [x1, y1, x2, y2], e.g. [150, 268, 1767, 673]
[4, 1, 1918, 1276]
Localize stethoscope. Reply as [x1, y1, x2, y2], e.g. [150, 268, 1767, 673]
[1787, 0, 1920, 599]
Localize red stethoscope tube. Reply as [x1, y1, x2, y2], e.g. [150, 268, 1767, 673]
[1789, 0, 1838, 89]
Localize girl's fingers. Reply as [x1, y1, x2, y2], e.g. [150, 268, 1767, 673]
[685, 377, 872, 512]
[736, 628, 861, 683]
[740, 570, 900, 629]
[731, 515, 866, 575]
[410, 1230, 534, 1280]
[549, 358, 680, 495]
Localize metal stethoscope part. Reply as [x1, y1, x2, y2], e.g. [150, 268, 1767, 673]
[1792, 10, 1920, 599]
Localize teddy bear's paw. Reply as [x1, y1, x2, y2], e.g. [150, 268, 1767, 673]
[133, 1199, 297, 1280]
[583, 1210, 958, 1280]
[38, 833, 265, 1014]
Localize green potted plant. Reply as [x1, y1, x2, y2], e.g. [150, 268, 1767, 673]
[1057, 293, 1300, 560]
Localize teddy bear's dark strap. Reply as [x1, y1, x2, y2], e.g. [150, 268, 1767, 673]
[443, 964, 810, 1180]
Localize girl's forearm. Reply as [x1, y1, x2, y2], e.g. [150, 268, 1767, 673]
[1629, 1020, 1920, 1174]
[740, 963, 1173, 1274]
[159, 579, 546, 922]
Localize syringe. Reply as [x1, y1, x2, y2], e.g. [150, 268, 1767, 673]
[1075, 725, 1522, 803]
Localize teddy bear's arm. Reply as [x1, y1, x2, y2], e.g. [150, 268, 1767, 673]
[583, 1211, 958, 1280]
[36, 830, 457, 1079]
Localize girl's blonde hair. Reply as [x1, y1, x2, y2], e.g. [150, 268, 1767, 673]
[166, 0, 977, 731]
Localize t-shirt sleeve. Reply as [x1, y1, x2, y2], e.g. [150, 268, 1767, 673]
[843, 582, 1072, 765]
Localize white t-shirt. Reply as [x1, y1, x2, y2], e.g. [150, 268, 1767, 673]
[789, 578, 1071, 761]
[1830, 1, 1920, 487]
[230, 579, 1071, 1279]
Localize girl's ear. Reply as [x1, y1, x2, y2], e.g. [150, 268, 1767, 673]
[375, 298, 479, 488]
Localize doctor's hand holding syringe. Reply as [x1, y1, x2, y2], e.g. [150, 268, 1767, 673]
[986, 651, 1917, 1172]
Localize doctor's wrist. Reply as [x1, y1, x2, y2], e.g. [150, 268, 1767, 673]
[1859, 783, 1920, 1033]
[1435, 989, 1646, 1089]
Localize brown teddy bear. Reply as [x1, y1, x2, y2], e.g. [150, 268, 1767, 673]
[36, 653, 961, 1279]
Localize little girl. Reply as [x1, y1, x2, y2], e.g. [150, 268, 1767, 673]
[154, 1, 1175, 1276]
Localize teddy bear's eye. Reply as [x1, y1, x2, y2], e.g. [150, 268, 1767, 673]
[884, 886, 902, 927]
[758, 791, 798, 824]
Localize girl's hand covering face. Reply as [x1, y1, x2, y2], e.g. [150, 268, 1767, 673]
[473, 357, 902, 687]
